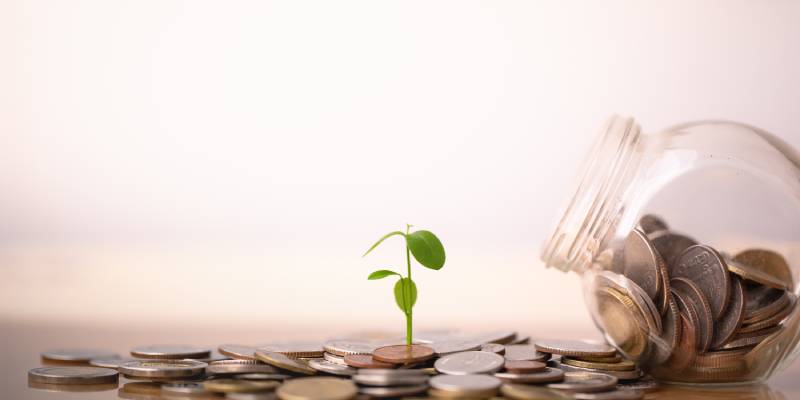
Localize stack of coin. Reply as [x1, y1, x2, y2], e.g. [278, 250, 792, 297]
[594, 214, 798, 383]
[32, 332, 658, 400]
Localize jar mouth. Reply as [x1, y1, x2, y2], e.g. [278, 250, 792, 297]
[541, 115, 642, 273]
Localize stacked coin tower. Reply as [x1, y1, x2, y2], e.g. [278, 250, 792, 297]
[592, 214, 797, 383]
[32, 333, 659, 399]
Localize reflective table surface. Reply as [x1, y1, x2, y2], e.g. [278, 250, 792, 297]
[3, 319, 799, 399]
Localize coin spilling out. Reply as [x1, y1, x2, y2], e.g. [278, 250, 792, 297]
[591, 214, 797, 383]
[130, 345, 211, 360]
[28, 366, 118, 385]
[40, 349, 119, 365]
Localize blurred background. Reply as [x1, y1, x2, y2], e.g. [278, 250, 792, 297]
[1, 1, 799, 339]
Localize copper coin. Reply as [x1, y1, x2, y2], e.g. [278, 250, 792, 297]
[534, 340, 616, 358]
[343, 354, 394, 369]
[733, 249, 794, 291]
[504, 360, 547, 374]
[672, 245, 731, 320]
[623, 229, 662, 301]
[371, 344, 434, 364]
[671, 277, 714, 352]
[218, 344, 258, 361]
[710, 276, 746, 349]
[649, 231, 697, 267]
[727, 259, 789, 290]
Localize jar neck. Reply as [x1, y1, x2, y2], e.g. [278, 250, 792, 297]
[541, 115, 645, 273]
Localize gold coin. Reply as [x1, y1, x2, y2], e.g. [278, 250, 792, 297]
[276, 377, 357, 400]
[561, 357, 636, 371]
[255, 351, 316, 375]
[595, 287, 648, 360]
[203, 379, 279, 393]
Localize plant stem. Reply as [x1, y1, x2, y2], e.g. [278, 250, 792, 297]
[405, 224, 412, 345]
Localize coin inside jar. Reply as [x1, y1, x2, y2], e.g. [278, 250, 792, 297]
[672, 245, 731, 320]
[623, 229, 663, 302]
[733, 249, 794, 291]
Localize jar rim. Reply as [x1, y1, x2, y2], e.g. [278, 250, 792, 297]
[541, 115, 642, 273]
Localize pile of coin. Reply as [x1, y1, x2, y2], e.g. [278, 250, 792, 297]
[32, 333, 655, 399]
[594, 214, 797, 383]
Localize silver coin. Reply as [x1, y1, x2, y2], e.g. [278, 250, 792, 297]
[236, 373, 290, 381]
[473, 330, 517, 345]
[28, 366, 119, 385]
[218, 344, 258, 361]
[119, 360, 207, 379]
[322, 339, 383, 356]
[130, 345, 211, 360]
[652, 295, 681, 364]
[494, 368, 565, 384]
[623, 229, 662, 301]
[429, 374, 501, 392]
[548, 372, 618, 393]
[480, 343, 506, 354]
[414, 330, 462, 343]
[430, 339, 483, 356]
[434, 351, 505, 375]
[307, 358, 357, 376]
[89, 357, 136, 370]
[206, 359, 277, 375]
[41, 349, 119, 363]
[649, 231, 697, 267]
[352, 373, 429, 387]
[323, 352, 347, 366]
[161, 382, 208, 395]
[504, 344, 550, 361]
[510, 335, 531, 345]
[672, 245, 731, 320]
[359, 384, 428, 398]
[574, 389, 644, 400]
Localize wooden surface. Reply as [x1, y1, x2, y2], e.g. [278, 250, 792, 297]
[3, 320, 799, 399]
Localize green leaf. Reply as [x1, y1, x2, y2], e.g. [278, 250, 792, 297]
[393, 277, 417, 314]
[367, 269, 401, 280]
[406, 230, 446, 270]
[362, 231, 405, 257]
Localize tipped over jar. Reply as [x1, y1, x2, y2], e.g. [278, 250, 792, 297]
[542, 116, 800, 384]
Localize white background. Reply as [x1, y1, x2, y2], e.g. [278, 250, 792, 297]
[1, 1, 799, 337]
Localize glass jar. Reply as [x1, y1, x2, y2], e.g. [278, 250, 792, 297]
[542, 115, 800, 384]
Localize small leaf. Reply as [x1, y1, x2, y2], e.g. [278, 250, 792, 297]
[393, 277, 417, 314]
[368, 269, 401, 280]
[362, 231, 405, 257]
[406, 230, 446, 270]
